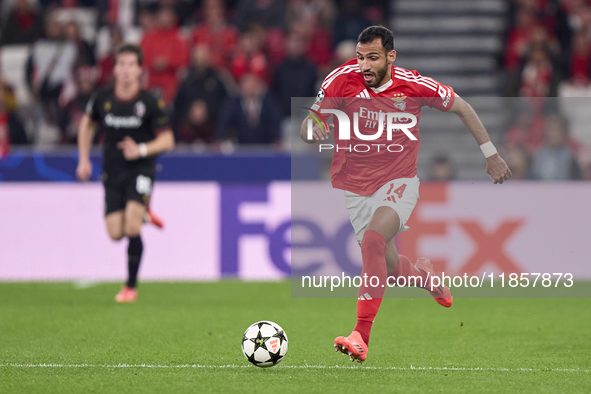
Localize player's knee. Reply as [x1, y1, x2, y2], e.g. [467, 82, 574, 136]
[124, 224, 141, 238]
[360, 230, 388, 266]
[361, 230, 386, 251]
[108, 230, 124, 241]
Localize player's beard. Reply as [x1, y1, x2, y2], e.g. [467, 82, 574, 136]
[364, 63, 389, 88]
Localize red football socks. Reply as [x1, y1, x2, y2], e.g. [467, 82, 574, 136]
[354, 230, 387, 344]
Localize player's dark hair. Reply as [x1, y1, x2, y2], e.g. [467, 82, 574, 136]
[115, 43, 143, 66]
[357, 25, 394, 53]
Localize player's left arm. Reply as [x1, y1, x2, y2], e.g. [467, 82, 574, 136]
[117, 130, 175, 161]
[447, 94, 512, 184]
[117, 97, 175, 160]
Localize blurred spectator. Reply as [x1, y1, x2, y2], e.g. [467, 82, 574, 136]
[26, 13, 78, 142]
[174, 45, 228, 143]
[0, 0, 44, 46]
[330, 39, 356, 69]
[508, 45, 561, 97]
[140, 6, 189, 104]
[192, 0, 239, 70]
[504, 6, 540, 71]
[504, 106, 545, 151]
[532, 113, 582, 180]
[59, 66, 97, 144]
[230, 29, 269, 83]
[291, 15, 333, 70]
[567, 31, 591, 85]
[505, 145, 533, 180]
[97, 26, 124, 87]
[332, 0, 371, 47]
[287, 0, 336, 28]
[272, 33, 317, 118]
[0, 83, 28, 157]
[235, 0, 287, 31]
[428, 155, 456, 181]
[96, 0, 137, 28]
[217, 73, 282, 145]
[138, 8, 156, 32]
[65, 20, 96, 67]
[335, 39, 356, 62]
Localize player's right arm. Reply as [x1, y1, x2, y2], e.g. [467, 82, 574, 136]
[300, 64, 350, 144]
[77, 92, 101, 181]
[299, 115, 333, 143]
[76, 114, 96, 181]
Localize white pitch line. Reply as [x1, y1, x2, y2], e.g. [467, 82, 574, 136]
[0, 364, 588, 373]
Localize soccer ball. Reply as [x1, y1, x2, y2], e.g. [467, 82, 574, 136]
[241, 320, 288, 368]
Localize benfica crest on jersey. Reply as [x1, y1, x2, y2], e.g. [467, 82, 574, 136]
[392, 96, 407, 110]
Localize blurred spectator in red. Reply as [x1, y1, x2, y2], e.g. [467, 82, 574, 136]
[97, 27, 124, 87]
[568, 31, 591, 85]
[177, 99, 216, 145]
[59, 66, 97, 144]
[235, 0, 287, 31]
[272, 33, 317, 118]
[230, 29, 269, 83]
[217, 73, 282, 145]
[523, 25, 561, 61]
[141, 6, 189, 104]
[510, 45, 561, 97]
[0, 0, 45, 46]
[96, 0, 137, 28]
[192, 0, 239, 70]
[65, 20, 96, 67]
[0, 82, 28, 157]
[290, 14, 333, 71]
[505, 145, 533, 180]
[332, 0, 371, 47]
[174, 45, 229, 144]
[532, 113, 582, 180]
[504, 7, 541, 71]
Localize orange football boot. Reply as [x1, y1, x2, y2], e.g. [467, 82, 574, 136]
[145, 209, 164, 229]
[415, 257, 453, 307]
[115, 286, 138, 303]
[334, 331, 368, 364]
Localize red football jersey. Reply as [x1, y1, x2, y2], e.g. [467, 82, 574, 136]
[311, 59, 455, 196]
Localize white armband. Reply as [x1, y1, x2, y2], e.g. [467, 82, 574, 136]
[480, 141, 498, 158]
[139, 143, 148, 158]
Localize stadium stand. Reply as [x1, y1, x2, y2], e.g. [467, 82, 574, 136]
[0, 0, 589, 180]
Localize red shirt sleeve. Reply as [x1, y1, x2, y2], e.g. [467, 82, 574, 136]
[310, 66, 350, 111]
[404, 69, 455, 111]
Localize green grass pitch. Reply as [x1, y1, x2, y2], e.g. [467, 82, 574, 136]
[1, 281, 590, 393]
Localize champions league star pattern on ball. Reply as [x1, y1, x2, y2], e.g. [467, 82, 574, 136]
[241, 321, 288, 368]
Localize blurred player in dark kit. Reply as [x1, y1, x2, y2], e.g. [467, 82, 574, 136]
[77, 44, 175, 302]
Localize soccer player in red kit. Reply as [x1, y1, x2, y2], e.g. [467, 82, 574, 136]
[300, 26, 512, 363]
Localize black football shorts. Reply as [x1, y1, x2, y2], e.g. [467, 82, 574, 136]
[102, 168, 155, 216]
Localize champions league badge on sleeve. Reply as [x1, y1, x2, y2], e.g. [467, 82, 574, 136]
[315, 88, 325, 104]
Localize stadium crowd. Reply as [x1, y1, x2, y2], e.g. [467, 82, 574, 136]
[0, 0, 388, 150]
[501, 0, 591, 180]
[0, 0, 590, 180]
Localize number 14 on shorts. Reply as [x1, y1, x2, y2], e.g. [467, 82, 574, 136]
[383, 183, 406, 203]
